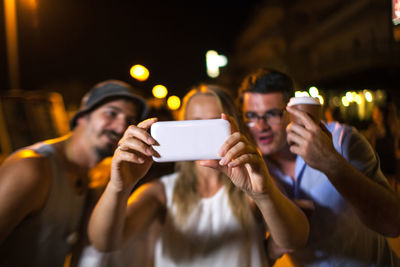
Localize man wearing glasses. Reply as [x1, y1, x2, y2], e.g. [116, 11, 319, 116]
[237, 68, 400, 266]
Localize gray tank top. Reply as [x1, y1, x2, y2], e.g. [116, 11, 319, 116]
[0, 143, 86, 267]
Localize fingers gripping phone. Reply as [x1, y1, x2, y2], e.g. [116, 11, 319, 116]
[150, 119, 230, 162]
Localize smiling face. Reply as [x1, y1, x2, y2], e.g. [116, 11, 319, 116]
[79, 98, 138, 159]
[242, 92, 289, 156]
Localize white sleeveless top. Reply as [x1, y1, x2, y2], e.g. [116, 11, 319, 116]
[155, 172, 269, 267]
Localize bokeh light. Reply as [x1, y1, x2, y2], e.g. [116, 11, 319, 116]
[295, 91, 310, 97]
[130, 64, 149, 81]
[309, 86, 319, 98]
[342, 96, 350, 107]
[364, 90, 373, 102]
[354, 94, 362, 105]
[167, 95, 181, 110]
[152, 85, 168, 99]
[206, 50, 228, 78]
[345, 91, 354, 102]
[316, 95, 324, 105]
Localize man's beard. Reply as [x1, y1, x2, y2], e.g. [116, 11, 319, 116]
[94, 129, 122, 160]
[94, 144, 115, 160]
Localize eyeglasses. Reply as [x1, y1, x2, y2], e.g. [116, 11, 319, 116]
[244, 108, 285, 126]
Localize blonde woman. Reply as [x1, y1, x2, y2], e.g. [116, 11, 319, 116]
[88, 84, 309, 267]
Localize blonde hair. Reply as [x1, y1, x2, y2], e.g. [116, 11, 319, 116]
[172, 84, 252, 230]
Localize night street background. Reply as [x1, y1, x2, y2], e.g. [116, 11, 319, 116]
[1, 0, 262, 103]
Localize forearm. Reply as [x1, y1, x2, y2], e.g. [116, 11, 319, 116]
[253, 182, 309, 249]
[88, 183, 132, 251]
[323, 152, 400, 237]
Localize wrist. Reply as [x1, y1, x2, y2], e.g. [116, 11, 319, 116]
[107, 179, 135, 197]
[250, 180, 277, 205]
[320, 151, 346, 177]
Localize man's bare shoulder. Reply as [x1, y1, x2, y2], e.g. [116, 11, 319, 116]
[0, 148, 52, 200]
[2, 148, 51, 175]
[0, 148, 54, 241]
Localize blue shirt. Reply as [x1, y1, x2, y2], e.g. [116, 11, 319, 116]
[267, 122, 400, 267]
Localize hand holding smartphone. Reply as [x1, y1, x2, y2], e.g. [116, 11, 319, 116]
[150, 119, 230, 162]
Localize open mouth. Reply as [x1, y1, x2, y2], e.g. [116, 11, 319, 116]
[258, 135, 273, 145]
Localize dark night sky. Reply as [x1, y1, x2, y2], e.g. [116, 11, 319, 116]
[1, 0, 262, 102]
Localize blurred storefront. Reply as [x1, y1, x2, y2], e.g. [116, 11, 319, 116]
[0, 90, 69, 161]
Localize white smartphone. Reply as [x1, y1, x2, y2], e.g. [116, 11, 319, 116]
[150, 119, 231, 162]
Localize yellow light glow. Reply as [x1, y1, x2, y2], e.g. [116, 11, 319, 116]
[206, 50, 228, 78]
[364, 90, 373, 102]
[354, 94, 362, 105]
[352, 92, 358, 101]
[295, 91, 310, 97]
[342, 96, 350, 107]
[167, 95, 181, 110]
[345, 91, 354, 102]
[18, 150, 38, 158]
[316, 95, 324, 105]
[309, 86, 319, 98]
[152, 85, 168, 99]
[130, 64, 149, 81]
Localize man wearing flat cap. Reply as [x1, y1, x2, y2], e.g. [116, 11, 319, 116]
[0, 80, 147, 267]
